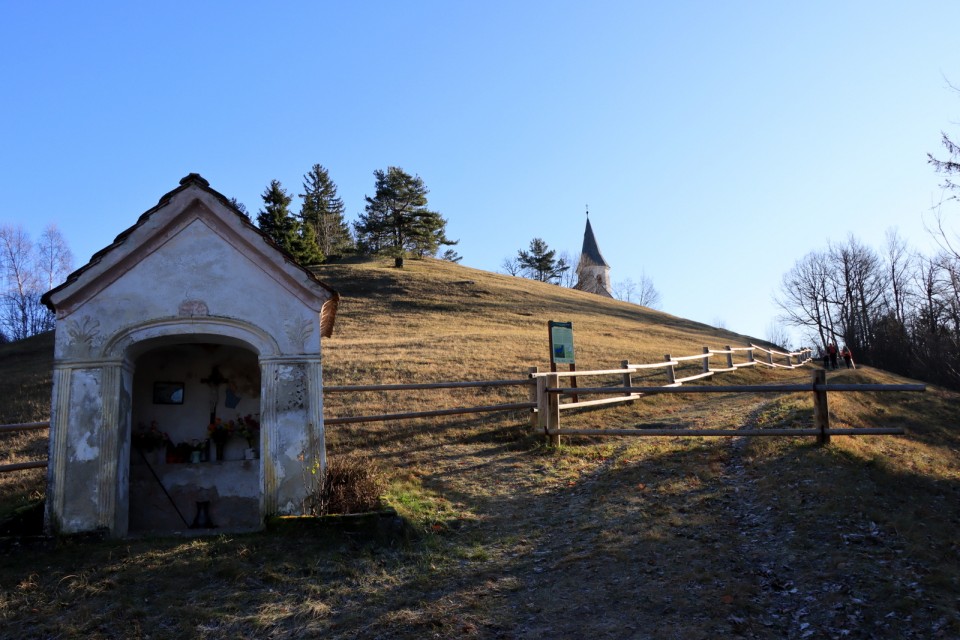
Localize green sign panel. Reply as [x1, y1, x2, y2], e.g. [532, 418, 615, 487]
[549, 321, 575, 364]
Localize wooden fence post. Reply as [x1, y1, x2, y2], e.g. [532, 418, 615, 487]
[546, 373, 561, 447]
[813, 369, 830, 445]
[786, 353, 793, 367]
[537, 374, 548, 434]
[724, 345, 733, 369]
[664, 354, 676, 385]
[747, 348, 754, 364]
[621, 360, 633, 397]
[528, 366, 539, 430]
[702, 347, 710, 374]
[767, 350, 774, 365]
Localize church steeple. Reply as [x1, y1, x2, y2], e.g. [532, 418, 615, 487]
[574, 210, 613, 297]
[580, 213, 609, 269]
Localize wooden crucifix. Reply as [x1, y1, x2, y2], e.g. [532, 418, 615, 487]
[201, 365, 230, 424]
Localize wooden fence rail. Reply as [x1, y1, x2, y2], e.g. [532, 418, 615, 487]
[323, 378, 536, 426]
[0, 422, 49, 473]
[537, 369, 924, 446]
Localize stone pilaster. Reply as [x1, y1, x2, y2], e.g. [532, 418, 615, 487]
[96, 364, 122, 531]
[259, 357, 325, 518]
[259, 360, 280, 515]
[45, 366, 73, 534]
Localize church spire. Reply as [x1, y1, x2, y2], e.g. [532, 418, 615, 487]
[580, 216, 609, 269]
[574, 212, 613, 297]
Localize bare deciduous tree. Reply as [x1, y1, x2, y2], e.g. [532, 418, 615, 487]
[0, 224, 73, 341]
[884, 228, 913, 325]
[556, 250, 578, 288]
[612, 278, 637, 302]
[636, 273, 661, 309]
[500, 256, 522, 276]
[613, 273, 661, 309]
[776, 249, 835, 348]
[765, 322, 792, 350]
[36, 224, 74, 291]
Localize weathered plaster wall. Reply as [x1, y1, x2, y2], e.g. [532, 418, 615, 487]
[261, 360, 325, 515]
[55, 215, 321, 362]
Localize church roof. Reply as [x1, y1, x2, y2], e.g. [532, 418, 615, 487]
[579, 217, 609, 268]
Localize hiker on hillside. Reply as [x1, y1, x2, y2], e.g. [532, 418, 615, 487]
[827, 342, 839, 370]
[841, 345, 854, 369]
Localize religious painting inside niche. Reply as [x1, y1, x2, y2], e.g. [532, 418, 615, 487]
[153, 381, 185, 405]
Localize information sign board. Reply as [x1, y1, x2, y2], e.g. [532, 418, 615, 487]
[549, 321, 575, 364]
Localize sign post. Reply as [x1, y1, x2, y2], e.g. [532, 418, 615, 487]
[548, 321, 578, 403]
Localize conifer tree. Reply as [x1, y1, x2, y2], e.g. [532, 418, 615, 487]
[518, 238, 569, 283]
[256, 180, 299, 253]
[299, 164, 352, 259]
[354, 167, 456, 263]
[256, 180, 323, 265]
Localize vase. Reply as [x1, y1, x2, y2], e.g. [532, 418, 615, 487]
[215, 441, 225, 461]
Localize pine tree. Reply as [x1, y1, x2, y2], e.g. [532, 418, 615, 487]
[299, 164, 352, 259]
[354, 167, 456, 264]
[290, 220, 324, 266]
[256, 179, 323, 264]
[256, 180, 297, 252]
[518, 238, 569, 283]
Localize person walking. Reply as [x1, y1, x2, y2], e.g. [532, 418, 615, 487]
[841, 345, 854, 369]
[827, 342, 839, 370]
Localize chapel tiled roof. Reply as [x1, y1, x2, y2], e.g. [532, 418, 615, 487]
[40, 173, 339, 336]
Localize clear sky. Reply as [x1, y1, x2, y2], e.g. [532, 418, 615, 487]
[2, 1, 958, 346]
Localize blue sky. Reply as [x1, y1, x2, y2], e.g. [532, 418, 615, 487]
[2, 1, 958, 346]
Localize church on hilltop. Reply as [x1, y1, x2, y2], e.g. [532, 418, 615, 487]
[573, 213, 613, 297]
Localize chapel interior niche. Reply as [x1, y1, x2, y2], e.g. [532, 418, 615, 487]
[127, 341, 262, 534]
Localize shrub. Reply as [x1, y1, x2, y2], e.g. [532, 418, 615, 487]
[312, 455, 387, 515]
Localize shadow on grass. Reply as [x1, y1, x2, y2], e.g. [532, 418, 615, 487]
[1, 430, 958, 639]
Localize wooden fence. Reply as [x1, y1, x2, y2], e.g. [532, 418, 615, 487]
[0, 422, 49, 473]
[2, 343, 903, 474]
[531, 344, 814, 413]
[324, 345, 812, 427]
[535, 368, 925, 446]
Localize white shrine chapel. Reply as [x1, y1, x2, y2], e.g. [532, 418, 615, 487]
[40, 174, 339, 537]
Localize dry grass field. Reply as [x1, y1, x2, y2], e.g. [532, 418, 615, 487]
[1, 257, 958, 639]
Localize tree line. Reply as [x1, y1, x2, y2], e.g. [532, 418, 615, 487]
[777, 115, 960, 388]
[252, 164, 458, 267]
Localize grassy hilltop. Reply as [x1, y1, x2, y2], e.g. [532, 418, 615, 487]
[1, 257, 959, 639]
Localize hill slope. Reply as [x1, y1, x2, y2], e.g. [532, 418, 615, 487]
[315, 256, 775, 384]
[1, 258, 958, 639]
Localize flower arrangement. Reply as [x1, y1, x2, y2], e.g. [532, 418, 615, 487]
[207, 417, 235, 444]
[237, 414, 260, 448]
[132, 421, 169, 451]
[207, 417, 235, 461]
